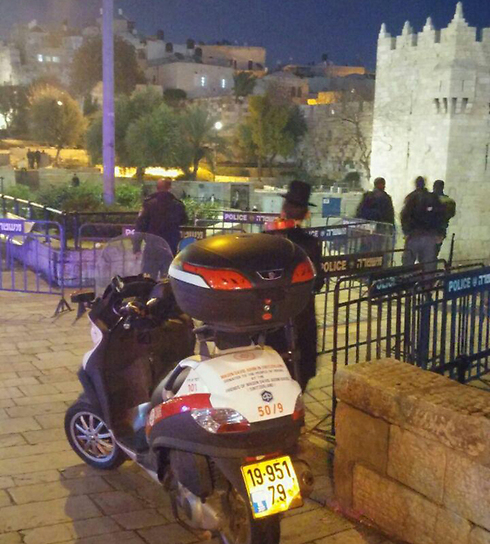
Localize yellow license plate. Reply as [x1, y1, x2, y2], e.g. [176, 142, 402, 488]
[241, 455, 303, 518]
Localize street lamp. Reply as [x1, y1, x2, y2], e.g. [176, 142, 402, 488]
[102, 0, 115, 205]
[214, 121, 223, 131]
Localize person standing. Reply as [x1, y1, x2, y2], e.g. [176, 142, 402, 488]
[432, 179, 456, 256]
[401, 176, 445, 270]
[26, 149, 34, 169]
[34, 150, 41, 169]
[266, 180, 322, 391]
[135, 178, 188, 256]
[71, 173, 80, 187]
[355, 177, 395, 253]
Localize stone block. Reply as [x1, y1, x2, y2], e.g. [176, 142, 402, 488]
[91, 491, 145, 516]
[335, 402, 389, 474]
[470, 527, 490, 544]
[333, 448, 354, 509]
[352, 464, 438, 544]
[444, 451, 490, 531]
[433, 508, 471, 544]
[335, 360, 490, 466]
[388, 425, 447, 503]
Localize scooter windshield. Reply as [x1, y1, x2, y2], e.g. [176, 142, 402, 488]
[95, 233, 174, 295]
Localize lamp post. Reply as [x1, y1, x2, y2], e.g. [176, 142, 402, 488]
[102, 0, 115, 204]
[212, 121, 222, 181]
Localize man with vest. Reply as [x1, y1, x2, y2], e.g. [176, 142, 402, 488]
[433, 179, 456, 257]
[401, 176, 445, 271]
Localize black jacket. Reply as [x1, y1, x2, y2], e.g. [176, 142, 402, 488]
[356, 188, 395, 225]
[135, 191, 187, 253]
[400, 188, 445, 236]
[266, 226, 322, 390]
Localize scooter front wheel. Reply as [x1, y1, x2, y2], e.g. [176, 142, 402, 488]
[219, 487, 280, 544]
[65, 400, 126, 470]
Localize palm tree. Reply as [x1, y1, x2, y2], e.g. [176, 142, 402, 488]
[233, 72, 256, 103]
[177, 106, 228, 180]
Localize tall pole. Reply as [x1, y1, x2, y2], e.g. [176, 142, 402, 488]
[102, 0, 115, 204]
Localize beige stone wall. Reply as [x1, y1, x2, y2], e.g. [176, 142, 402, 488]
[371, 4, 490, 261]
[334, 359, 490, 544]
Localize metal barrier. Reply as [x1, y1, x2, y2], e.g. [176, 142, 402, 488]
[327, 263, 490, 431]
[0, 218, 70, 315]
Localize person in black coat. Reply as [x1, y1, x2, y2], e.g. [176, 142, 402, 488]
[356, 177, 395, 225]
[266, 180, 322, 391]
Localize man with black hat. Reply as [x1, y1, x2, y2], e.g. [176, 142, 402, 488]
[266, 180, 322, 391]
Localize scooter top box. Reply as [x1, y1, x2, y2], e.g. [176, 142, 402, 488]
[168, 233, 315, 331]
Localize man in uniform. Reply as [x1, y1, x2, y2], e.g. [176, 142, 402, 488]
[135, 179, 187, 278]
[432, 179, 456, 256]
[401, 176, 445, 270]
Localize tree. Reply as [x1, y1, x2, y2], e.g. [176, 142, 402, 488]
[0, 86, 29, 136]
[240, 94, 304, 179]
[70, 36, 145, 97]
[125, 103, 178, 170]
[175, 106, 228, 180]
[29, 85, 86, 164]
[233, 72, 256, 102]
[86, 88, 164, 168]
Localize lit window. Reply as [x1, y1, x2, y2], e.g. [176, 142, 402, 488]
[37, 54, 43, 62]
[52, 56, 60, 63]
[221, 78, 226, 89]
[200, 76, 207, 87]
[45, 56, 52, 63]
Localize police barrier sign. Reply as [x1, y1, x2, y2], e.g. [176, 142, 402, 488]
[122, 226, 207, 240]
[222, 211, 279, 224]
[320, 252, 384, 278]
[0, 218, 24, 235]
[304, 226, 348, 240]
[444, 267, 490, 300]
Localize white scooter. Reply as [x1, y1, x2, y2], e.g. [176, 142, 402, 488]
[65, 233, 315, 544]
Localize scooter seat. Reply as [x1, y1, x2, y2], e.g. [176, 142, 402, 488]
[150, 367, 191, 408]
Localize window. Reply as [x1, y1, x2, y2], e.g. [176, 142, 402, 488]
[443, 97, 448, 114]
[434, 98, 440, 113]
[221, 78, 226, 89]
[52, 56, 60, 63]
[462, 98, 468, 113]
[37, 54, 43, 62]
[200, 76, 207, 87]
[45, 56, 52, 63]
[451, 97, 457, 114]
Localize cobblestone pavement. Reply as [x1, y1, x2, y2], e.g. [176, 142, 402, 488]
[0, 290, 396, 544]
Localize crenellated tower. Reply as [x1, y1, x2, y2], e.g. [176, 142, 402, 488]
[371, 2, 490, 260]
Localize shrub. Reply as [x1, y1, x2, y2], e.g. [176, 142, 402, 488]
[37, 182, 103, 212]
[5, 184, 35, 201]
[183, 198, 219, 222]
[115, 183, 142, 209]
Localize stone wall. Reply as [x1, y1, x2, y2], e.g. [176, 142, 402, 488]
[371, 3, 490, 261]
[334, 359, 490, 544]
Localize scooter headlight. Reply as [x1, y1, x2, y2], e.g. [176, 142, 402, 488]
[191, 408, 250, 434]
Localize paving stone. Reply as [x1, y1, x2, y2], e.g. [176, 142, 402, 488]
[111, 509, 169, 530]
[59, 464, 110, 480]
[1, 377, 41, 388]
[10, 476, 112, 504]
[52, 381, 82, 393]
[91, 490, 146, 515]
[104, 471, 172, 509]
[0, 495, 101, 532]
[280, 508, 352, 544]
[0, 434, 27, 448]
[0, 533, 22, 544]
[18, 383, 60, 396]
[6, 402, 68, 419]
[470, 527, 490, 544]
[22, 427, 66, 444]
[13, 392, 76, 406]
[17, 340, 52, 350]
[0, 450, 81, 476]
[0, 387, 23, 400]
[63, 531, 146, 544]
[137, 523, 196, 544]
[34, 413, 64, 429]
[0, 440, 71, 461]
[0, 417, 41, 436]
[12, 470, 61, 487]
[315, 527, 390, 543]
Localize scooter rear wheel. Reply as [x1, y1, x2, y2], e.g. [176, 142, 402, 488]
[65, 400, 126, 470]
[219, 487, 280, 544]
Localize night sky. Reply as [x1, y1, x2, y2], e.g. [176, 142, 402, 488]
[1, 0, 490, 69]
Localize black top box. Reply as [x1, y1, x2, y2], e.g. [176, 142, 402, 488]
[168, 233, 315, 332]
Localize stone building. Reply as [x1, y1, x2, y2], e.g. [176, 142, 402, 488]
[371, 2, 490, 260]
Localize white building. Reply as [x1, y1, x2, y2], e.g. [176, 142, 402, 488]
[370, 2, 490, 260]
[146, 61, 234, 99]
